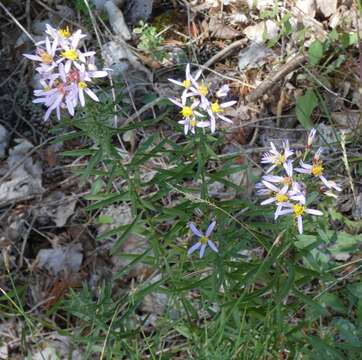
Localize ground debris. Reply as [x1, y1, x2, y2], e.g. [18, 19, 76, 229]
[0, 139, 44, 207]
[35, 243, 83, 276]
[243, 20, 279, 43]
[238, 42, 275, 71]
[35, 191, 77, 227]
[104, 1, 131, 40]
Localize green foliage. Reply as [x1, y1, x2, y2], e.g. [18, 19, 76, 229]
[31, 93, 360, 358]
[308, 40, 324, 65]
[133, 21, 166, 61]
[296, 89, 318, 128]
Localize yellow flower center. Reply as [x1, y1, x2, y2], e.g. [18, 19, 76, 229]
[43, 85, 51, 91]
[58, 26, 71, 38]
[275, 194, 289, 203]
[181, 106, 193, 117]
[293, 204, 305, 217]
[182, 79, 191, 88]
[78, 81, 87, 89]
[198, 84, 208, 96]
[40, 52, 53, 64]
[61, 49, 78, 61]
[190, 119, 197, 127]
[275, 154, 286, 165]
[200, 236, 208, 245]
[311, 164, 324, 177]
[211, 102, 222, 113]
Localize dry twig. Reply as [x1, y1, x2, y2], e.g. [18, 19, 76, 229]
[247, 54, 307, 102]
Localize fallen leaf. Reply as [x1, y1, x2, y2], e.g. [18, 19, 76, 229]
[238, 42, 275, 70]
[243, 20, 279, 43]
[295, 0, 316, 17]
[36, 243, 83, 276]
[316, 0, 337, 18]
[209, 17, 240, 40]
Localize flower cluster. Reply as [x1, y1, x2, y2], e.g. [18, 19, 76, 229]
[24, 24, 108, 121]
[168, 64, 236, 135]
[256, 129, 342, 234]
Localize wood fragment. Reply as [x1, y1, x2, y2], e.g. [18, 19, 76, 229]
[247, 54, 307, 103]
[203, 38, 248, 69]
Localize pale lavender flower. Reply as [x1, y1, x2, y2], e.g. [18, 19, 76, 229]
[206, 100, 236, 133]
[45, 24, 85, 46]
[168, 64, 201, 103]
[57, 29, 96, 73]
[278, 203, 323, 234]
[261, 140, 294, 173]
[189, 78, 210, 110]
[255, 181, 273, 196]
[262, 160, 294, 187]
[260, 182, 290, 219]
[215, 84, 230, 98]
[69, 64, 107, 107]
[23, 36, 58, 74]
[188, 221, 218, 258]
[168, 97, 209, 135]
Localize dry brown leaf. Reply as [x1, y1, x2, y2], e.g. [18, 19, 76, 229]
[209, 18, 240, 40]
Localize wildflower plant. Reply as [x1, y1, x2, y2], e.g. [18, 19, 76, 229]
[24, 24, 107, 121]
[19, 24, 361, 360]
[257, 129, 342, 234]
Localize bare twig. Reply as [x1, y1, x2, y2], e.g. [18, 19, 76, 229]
[340, 131, 357, 202]
[0, 0, 36, 44]
[247, 53, 307, 102]
[123, 96, 167, 125]
[203, 38, 248, 69]
[34, 0, 88, 33]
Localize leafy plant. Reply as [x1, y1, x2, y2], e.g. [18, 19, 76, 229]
[133, 21, 166, 61]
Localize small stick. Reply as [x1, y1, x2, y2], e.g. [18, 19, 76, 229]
[0, 0, 36, 44]
[247, 53, 307, 102]
[203, 38, 248, 69]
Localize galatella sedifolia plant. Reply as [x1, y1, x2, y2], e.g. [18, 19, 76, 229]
[24, 24, 108, 121]
[256, 129, 342, 234]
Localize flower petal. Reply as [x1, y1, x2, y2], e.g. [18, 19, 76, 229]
[305, 209, 323, 216]
[261, 197, 276, 205]
[189, 223, 203, 237]
[297, 216, 303, 234]
[188, 242, 201, 255]
[205, 221, 216, 237]
[199, 244, 207, 258]
[208, 240, 218, 253]
[220, 100, 237, 108]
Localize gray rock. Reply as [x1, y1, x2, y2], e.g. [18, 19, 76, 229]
[238, 42, 275, 71]
[127, 0, 153, 25]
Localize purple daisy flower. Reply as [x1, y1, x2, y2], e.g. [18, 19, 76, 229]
[188, 221, 218, 258]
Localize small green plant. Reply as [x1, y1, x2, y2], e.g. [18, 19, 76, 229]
[133, 21, 166, 61]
